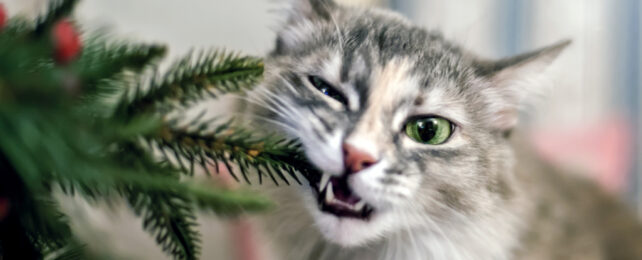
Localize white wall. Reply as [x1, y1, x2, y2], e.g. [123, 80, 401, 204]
[1, 0, 280, 58]
[403, 0, 616, 127]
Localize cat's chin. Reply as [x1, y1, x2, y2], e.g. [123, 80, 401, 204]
[312, 209, 386, 247]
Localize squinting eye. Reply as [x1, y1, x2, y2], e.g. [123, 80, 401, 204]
[404, 116, 453, 145]
[307, 75, 348, 105]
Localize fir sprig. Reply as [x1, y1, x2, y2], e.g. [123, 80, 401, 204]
[117, 50, 263, 117]
[35, 0, 80, 35]
[153, 118, 310, 185]
[0, 0, 305, 259]
[127, 189, 201, 260]
[74, 37, 167, 92]
[0, 105, 272, 259]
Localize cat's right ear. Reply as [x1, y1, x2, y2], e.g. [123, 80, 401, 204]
[273, 0, 338, 55]
[473, 40, 571, 131]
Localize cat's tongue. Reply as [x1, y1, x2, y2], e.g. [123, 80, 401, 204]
[330, 176, 361, 204]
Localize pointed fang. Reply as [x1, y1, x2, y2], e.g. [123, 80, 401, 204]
[325, 182, 334, 203]
[354, 200, 366, 211]
[319, 172, 331, 191]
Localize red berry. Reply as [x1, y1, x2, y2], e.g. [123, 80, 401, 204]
[0, 4, 7, 30]
[0, 197, 9, 221]
[52, 19, 82, 64]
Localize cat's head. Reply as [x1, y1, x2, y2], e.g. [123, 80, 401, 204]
[251, 0, 568, 247]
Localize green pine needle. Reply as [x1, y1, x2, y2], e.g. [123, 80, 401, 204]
[74, 37, 167, 94]
[190, 184, 273, 214]
[127, 190, 201, 260]
[117, 50, 263, 117]
[20, 195, 74, 253]
[35, 0, 80, 34]
[152, 118, 316, 185]
[0, 2, 294, 259]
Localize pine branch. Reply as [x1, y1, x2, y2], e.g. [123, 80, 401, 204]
[0, 106, 271, 209]
[127, 189, 201, 260]
[14, 133, 271, 260]
[20, 195, 74, 254]
[35, 0, 80, 35]
[105, 114, 163, 141]
[152, 117, 317, 185]
[113, 146, 271, 260]
[112, 143, 273, 213]
[0, 4, 282, 258]
[0, 37, 63, 102]
[112, 144, 269, 260]
[116, 50, 263, 117]
[74, 38, 167, 91]
[1, 17, 36, 36]
[189, 183, 274, 214]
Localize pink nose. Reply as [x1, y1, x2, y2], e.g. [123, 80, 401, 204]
[343, 143, 377, 174]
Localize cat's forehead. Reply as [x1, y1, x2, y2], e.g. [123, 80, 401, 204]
[279, 8, 472, 90]
[272, 6, 477, 124]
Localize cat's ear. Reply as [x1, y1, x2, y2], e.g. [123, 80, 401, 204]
[287, 0, 338, 22]
[273, 0, 338, 55]
[474, 40, 571, 131]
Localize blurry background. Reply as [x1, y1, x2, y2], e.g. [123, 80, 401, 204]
[1, 0, 640, 259]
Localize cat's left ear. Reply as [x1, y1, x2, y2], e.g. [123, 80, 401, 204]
[287, 0, 338, 22]
[273, 0, 338, 55]
[474, 40, 571, 131]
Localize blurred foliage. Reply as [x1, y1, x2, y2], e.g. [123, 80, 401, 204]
[0, 0, 317, 259]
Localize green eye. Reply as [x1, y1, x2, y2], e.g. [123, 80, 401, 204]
[404, 117, 453, 145]
[308, 75, 348, 105]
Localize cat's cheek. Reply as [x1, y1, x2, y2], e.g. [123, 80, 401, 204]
[351, 168, 422, 211]
[297, 185, 323, 216]
[348, 164, 385, 206]
[300, 130, 345, 174]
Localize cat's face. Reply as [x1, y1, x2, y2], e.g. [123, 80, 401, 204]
[250, 0, 567, 247]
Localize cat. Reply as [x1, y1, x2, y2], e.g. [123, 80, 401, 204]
[241, 0, 642, 259]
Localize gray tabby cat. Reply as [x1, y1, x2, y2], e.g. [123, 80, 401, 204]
[242, 0, 642, 259]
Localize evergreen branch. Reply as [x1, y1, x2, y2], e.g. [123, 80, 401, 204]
[127, 189, 201, 260]
[112, 143, 273, 214]
[1, 17, 36, 36]
[0, 107, 271, 211]
[106, 114, 163, 141]
[0, 122, 269, 259]
[0, 4, 281, 258]
[35, 0, 80, 34]
[20, 195, 74, 253]
[117, 50, 263, 117]
[70, 40, 166, 117]
[189, 183, 274, 214]
[0, 38, 64, 103]
[153, 118, 317, 185]
[75, 38, 167, 89]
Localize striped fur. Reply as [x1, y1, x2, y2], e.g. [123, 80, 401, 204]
[241, 1, 642, 259]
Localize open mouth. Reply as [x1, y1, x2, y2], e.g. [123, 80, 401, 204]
[310, 172, 375, 220]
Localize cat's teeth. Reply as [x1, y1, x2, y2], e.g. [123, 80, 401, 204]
[325, 182, 334, 203]
[354, 200, 366, 211]
[319, 172, 331, 191]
